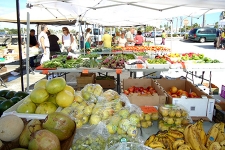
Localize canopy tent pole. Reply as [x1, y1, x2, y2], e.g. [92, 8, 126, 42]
[83, 22, 86, 55]
[26, 12, 30, 92]
[36, 23, 39, 40]
[154, 27, 156, 45]
[16, 0, 24, 91]
[78, 21, 81, 50]
[170, 20, 173, 51]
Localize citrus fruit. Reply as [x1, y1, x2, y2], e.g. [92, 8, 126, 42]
[56, 90, 73, 108]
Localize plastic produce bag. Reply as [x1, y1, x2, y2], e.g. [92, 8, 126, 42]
[72, 122, 109, 150]
[106, 135, 145, 149]
[107, 142, 152, 150]
[158, 104, 193, 132]
[80, 84, 103, 102]
[101, 89, 120, 101]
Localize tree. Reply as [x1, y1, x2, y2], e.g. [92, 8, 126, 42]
[214, 22, 218, 29]
[160, 25, 163, 29]
[145, 26, 154, 32]
[192, 23, 200, 28]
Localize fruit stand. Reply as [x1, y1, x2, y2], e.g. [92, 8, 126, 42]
[1, 45, 225, 150]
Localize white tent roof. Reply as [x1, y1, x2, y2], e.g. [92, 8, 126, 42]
[0, 5, 79, 25]
[1, 0, 224, 26]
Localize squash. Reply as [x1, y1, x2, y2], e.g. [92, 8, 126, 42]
[0, 115, 24, 141]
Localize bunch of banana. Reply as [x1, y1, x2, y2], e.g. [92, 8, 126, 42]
[145, 130, 184, 149]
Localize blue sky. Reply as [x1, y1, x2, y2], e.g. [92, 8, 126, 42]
[0, 0, 222, 30]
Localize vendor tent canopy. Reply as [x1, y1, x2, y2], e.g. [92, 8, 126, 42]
[0, 5, 79, 25]
[26, 0, 224, 26]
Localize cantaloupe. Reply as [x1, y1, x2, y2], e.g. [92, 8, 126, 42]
[0, 115, 24, 142]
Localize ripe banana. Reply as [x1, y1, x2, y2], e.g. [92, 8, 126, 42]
[153, 136, 159, 142]
[216, 132, 225, 143]
[19, 119, 42, 147]
[172, 139, 185, 150]
[145, 134, 155, 146]
[217, 122, 224, 133]
[148, 141, 165, 149]
[208, 142, 221, 150]
[220, 140, 225, 146]
[166, 134, 176, 143]
[167, 130, 184, 139]
[206, 123, 220, 147]
[194, 119, 207, 145]
[184, 124, 192, 146]
[188, 125, 202, 150]
[177, 144, 192, 150]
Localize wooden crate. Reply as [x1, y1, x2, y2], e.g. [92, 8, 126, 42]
[1, 119, 76, 150]
[76, 73, 95, 88]
[95, 76, 115, 89]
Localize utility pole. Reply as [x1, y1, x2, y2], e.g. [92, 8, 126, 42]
[202, 14, 206, 27]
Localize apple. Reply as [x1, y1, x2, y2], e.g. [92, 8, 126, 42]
[128, 86, 134, 93]
[167, 91, 172, 95]
[106, 123, 117, 134]
[189, 92, 197, 98]
[76, 119, 83, 129]
[171, 94, 178, 98]
[181, 91, 189, 97]
[170, 86, 178, 94]
[176, 89, 183, 96]
[123, 90, 130, 95]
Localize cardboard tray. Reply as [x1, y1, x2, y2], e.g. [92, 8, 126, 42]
[1, 118, 76, 150]
[145, 61, 170, 69]
[123, 79, 167, 106]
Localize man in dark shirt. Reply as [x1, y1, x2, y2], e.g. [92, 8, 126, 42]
[46, 30, 60, 57]
[29, 29, 39, 67]
[30, 29, 38, 47]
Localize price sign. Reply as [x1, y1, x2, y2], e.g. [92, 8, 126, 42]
[137, 64, 143, 69]
[42, 70, 49, 75]
[116, 69, 122, 74]
[82, 69, 89, 74]
[141, 106, 158, 113]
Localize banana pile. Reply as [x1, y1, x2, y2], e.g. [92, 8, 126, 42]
[145, 119, 225, 150]
[184, 120, 225, 150]
[145, 129, 185, 149]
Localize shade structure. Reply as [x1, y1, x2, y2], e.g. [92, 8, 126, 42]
[0, 5, 79, 25]
[25, 0, 224, 26]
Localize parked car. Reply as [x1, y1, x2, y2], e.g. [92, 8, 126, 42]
[188, 28, 217, 43]
[151, 31, 162, 37]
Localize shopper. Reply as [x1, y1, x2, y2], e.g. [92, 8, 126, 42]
[29, 29, 39, 67]
[117, 33, 127, 47]
[221, 30, 225, 49]
[85, 28, 92, 49]
[114, 31, 121, 43]
[216, 28, 222, 49]
[46, 30, 60, 57]
[125, 27, 135, 46]
[38, 24, 50, 64]
[102, 31, 112, 48]
[161, 30, 166, 45]
[62, 27, 75, 52]
[134, 31, 144, 46]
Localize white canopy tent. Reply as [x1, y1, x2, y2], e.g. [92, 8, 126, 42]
[26, 0, 224, 26]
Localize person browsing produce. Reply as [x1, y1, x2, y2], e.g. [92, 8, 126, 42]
[62, 27, 75, 52]
[38, 24, 50, 64]
[29, 29, 39, 67]
[117, 33, 127, 47]
[85, 28, 92, 49]
[102, 31, 112, 48]
[134, 31, 144, 46]
[46, 30, 60, 57]
[125, 27, 135, 46]
[161, 30, 166, 45]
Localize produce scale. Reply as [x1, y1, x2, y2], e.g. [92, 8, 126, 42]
[0, 45, 225, 150]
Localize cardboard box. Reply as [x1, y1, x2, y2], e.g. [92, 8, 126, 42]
[76, 73, 95, 88]
[213, 95, 225, 122]
[155, 78, 215, 121]
[123, 79, 167, 106]
[197, 82, 219, 95]
[95, 76, 115, 89]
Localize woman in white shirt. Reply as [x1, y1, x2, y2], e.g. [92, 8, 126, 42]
[85, 28, 92, 49]
[117, 33, 127, 47]
[62, 27, 75, 52]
